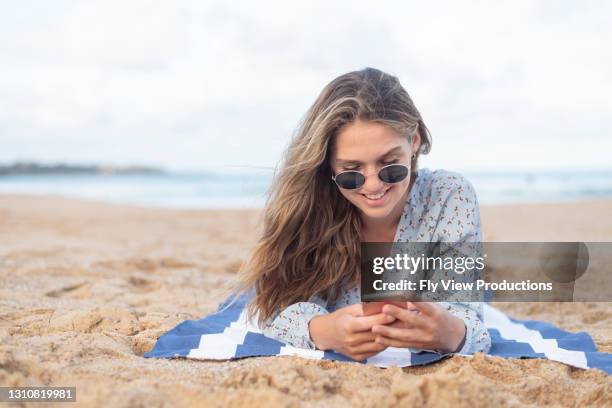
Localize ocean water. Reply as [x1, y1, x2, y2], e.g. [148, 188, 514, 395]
[0, 169, 611, 209]
[0, 172, 271, 209]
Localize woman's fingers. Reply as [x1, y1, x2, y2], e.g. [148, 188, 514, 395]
[374, 335, 428, 349]
[404, 301, 440, 317]
[349, 313, 395, 332]
[386, 320, 416, 330]
[371, 323, 426, 343]
[348, 339, 387, 354]
[345, 330, 377, 345]
[381, 304, 427, 328]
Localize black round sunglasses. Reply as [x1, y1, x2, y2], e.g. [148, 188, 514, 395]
[332, 163, 410, 190]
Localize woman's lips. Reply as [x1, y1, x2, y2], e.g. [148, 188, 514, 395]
[360, 187, 391, 207]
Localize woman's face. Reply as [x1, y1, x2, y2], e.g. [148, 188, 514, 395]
[331, 119, 420, 222]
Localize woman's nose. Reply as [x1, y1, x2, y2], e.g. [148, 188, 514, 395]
[360, 171, 385, 193]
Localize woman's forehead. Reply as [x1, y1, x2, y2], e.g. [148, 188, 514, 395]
[333, 121, 410, 161]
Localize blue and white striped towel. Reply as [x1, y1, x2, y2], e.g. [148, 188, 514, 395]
[144, 292, 612, 374]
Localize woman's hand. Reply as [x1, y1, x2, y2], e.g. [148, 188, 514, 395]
[309, 303, 395, 361]
[371, 302, 467, 353]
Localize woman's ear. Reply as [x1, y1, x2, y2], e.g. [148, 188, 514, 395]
[412, 127, 421, 153]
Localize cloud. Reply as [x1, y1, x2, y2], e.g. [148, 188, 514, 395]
[0, 0, 611, 171]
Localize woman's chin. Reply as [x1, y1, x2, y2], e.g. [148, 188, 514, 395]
[360, 206, 393, 219]
[356, 198, 398, 219]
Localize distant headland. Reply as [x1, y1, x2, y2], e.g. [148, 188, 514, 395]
[0, 162, 165, 176]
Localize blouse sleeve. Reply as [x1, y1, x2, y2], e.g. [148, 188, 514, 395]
[440, 301, 491, 354]
[260, 292, 329, 350]
[429, 172, 491, 354]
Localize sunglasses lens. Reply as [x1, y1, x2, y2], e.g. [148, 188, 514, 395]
[379, 165, 409, 184]
[335, 172, 365, 189]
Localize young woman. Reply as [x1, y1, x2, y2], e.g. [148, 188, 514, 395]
[234, 67, 491, 361]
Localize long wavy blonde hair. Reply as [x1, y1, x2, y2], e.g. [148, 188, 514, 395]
[231, 67, 432, 326]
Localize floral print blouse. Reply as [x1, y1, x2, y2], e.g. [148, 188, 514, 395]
[261, 168, 492, 355]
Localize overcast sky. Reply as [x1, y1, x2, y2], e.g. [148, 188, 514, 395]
[1, 1, 611, 173]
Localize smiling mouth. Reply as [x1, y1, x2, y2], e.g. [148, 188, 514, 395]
[361, 187, 390, 200]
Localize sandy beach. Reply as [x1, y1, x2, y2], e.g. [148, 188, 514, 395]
[0, 194, 610, 407]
